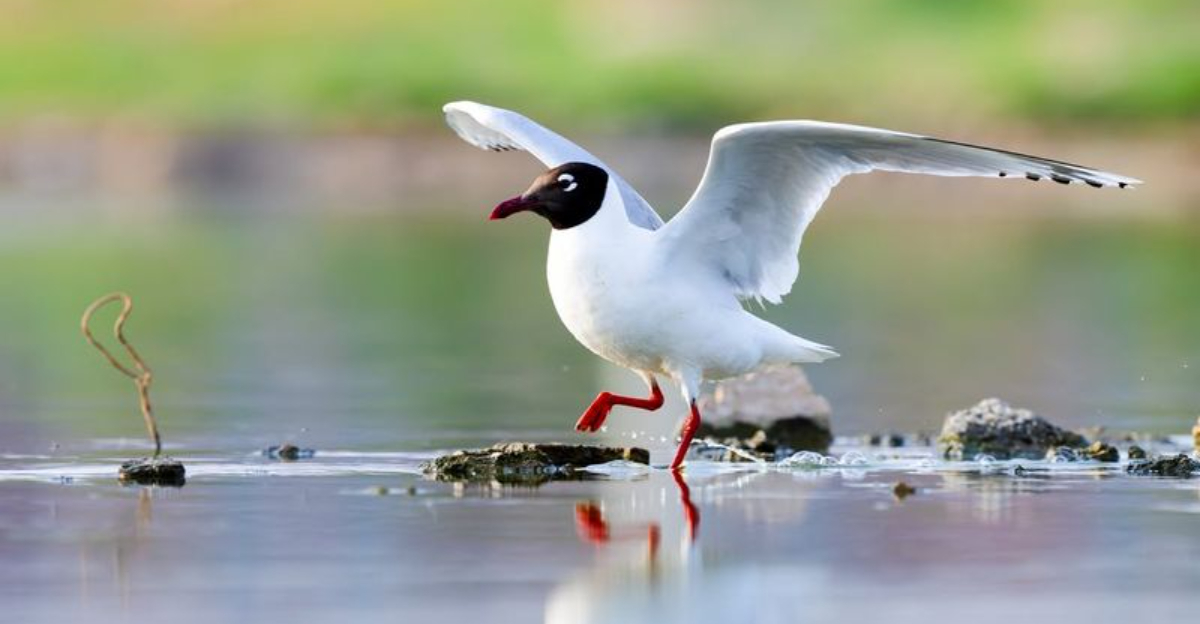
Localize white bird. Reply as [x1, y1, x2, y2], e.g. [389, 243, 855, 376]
[443, 100, 1141, 470]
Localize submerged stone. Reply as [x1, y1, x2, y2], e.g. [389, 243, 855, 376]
[424, 442, 649, 485]
[1126, 454, 1200, 477]
[696, 365, 832, 458]
[118, 456, 186, 487]
[263, 444, 315, 461]
[938, 398, 1088, 461]
[1127, 445, 1147, 460]
[869, 432, 906, 448]
[892, 482, 917, 500]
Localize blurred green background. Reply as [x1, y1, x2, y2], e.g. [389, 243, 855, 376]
[2, 0, 1197, 129]
[0, 0, 1196, 452]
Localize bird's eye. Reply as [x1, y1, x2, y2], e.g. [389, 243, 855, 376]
[557, 173, 578, 192]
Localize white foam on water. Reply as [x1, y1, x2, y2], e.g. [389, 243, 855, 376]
[0, 455, 427, 483]
[581, 460, 653, 478]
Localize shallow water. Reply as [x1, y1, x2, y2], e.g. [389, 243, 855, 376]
[2, 437, 1199, 623]
[1, 209, 1199, 620]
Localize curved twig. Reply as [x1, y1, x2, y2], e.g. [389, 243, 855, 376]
[81, 293, 161, 457]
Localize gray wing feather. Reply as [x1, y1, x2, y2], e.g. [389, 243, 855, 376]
[659, 121, 1142, 304]
[443, 101, 664, 231]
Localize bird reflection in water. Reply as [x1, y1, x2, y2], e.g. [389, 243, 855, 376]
[548, 471, 707, 623]
[574, 471, 699, 561]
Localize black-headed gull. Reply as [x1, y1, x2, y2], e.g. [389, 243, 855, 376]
[443, 100, 1140, 470]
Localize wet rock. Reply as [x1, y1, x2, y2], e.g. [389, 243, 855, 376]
[1083, 441, 1119, 462]
[1127, 445, 1147, 460]
[938, 398, 1088, 460]
[1046, 441, 1119, 463]
[424, 442, 649, 485]
[1046, 446, 1080, 462]
[118, 456, 186, 487]
[1126, 454, 1199, 477]
[696, 365, 832, 457]
[745, 430, 776, 454]
[263, 444, 315, 461]
[892, 482, 917, 500]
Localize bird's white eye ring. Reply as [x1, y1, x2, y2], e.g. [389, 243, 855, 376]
[557, 173, 578, 192]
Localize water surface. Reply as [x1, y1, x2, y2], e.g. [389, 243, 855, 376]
[1, 439, 1198, 623]
[1, 208, 1198, 621]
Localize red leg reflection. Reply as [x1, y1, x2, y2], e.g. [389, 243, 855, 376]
[673, 470, 699, 542]
[572, 473, 699, 559]
[575, 380, 665, 432]
[574, 502, 610, 544]
[574, 502, 660, 560]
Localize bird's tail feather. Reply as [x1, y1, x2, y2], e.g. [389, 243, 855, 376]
[762, 330, 839, 364]
[789, 336, 840, 363]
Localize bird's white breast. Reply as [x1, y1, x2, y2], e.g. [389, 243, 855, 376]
[546, 225, 664, 373]
[543, 202, 763, 383]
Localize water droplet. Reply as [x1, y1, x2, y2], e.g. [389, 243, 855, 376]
[839, 451, 869, 466]
[780, 451, 828, 467]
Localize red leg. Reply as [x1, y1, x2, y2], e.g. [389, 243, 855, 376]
[575, 379, 664, 432]
[670, 400, 701, 471]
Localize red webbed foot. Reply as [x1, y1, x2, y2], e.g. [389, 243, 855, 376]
[574, 380, 665, 434]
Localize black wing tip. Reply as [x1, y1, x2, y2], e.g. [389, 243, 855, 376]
[925, 136, 1139, 190]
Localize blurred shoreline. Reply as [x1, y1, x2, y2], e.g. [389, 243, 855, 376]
[2, 125, 1195, 220]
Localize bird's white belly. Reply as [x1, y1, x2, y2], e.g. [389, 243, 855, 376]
[548, 256, 667, 373]
[546, 241, 766, 380]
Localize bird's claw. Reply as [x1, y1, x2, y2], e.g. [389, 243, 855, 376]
[574, 416, 603, 433]
[574, 404, 610, 432]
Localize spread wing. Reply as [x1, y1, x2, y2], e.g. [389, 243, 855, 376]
[443, 101, 664, 231]
[657, 121, 1142, 304]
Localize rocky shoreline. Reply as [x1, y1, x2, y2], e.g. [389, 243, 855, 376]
[423, 368, 1199, 482]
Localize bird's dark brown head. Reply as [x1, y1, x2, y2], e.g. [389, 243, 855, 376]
[490, 162, 608, 230]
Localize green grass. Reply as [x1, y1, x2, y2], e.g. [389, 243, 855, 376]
[0, 0, 1196, 130]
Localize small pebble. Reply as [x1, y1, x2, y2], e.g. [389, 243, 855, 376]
[1085, 441, 1119, 463]
[892, 482, 917, 500]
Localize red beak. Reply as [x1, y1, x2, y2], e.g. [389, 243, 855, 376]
[490, 195, 536, 220]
